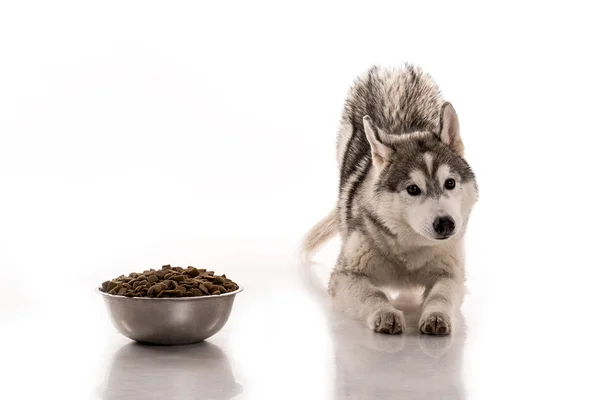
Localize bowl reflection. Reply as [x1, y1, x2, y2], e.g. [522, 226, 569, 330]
[101, 341, 243, 400]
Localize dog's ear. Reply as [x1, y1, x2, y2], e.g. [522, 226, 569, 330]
[439, 102, 465, 156]
[363, 115, 393, 171]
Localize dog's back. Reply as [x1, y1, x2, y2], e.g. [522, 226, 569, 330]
[302, 64, 446, 260]
[336, 65, 443, 174]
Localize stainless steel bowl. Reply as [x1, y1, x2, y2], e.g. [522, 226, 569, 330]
[97, 287, 243, 345]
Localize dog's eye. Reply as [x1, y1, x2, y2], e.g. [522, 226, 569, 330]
[444, 178, 456, 190]
[406, 185, 421, 196]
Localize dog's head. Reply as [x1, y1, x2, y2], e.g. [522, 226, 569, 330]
[364, 102, 478, 243]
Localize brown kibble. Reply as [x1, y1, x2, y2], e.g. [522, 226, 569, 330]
[148, 284, 162, 295]
[101, 265, 238, 298]
[155, 270, 167, 279]
[198, 284, 209, 295]
[215, 285, 226, 293]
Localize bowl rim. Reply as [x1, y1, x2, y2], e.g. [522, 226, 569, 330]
[95, 285, 243, 300]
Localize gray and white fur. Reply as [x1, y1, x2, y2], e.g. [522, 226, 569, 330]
[301, 64, 478, 335]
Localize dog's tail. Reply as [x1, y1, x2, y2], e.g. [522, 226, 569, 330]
[300, 207, 338, 262]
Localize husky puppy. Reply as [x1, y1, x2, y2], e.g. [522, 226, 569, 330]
[302, 64, 478, 335]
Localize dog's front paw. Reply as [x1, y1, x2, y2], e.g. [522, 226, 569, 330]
[368, 309, 405, 334]
[419, 311, 452, 335]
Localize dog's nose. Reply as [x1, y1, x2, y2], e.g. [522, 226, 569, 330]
[433, 216, 455, 237]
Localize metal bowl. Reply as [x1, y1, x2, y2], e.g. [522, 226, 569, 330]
[97, 287, 243, 345]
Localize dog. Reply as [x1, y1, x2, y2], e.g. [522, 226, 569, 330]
[301, 64, 478, 335]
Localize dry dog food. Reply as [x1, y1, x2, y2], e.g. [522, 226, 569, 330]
[100, 265, 239, 298]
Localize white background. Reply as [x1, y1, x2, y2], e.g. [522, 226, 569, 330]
[1, 1, 599, 399]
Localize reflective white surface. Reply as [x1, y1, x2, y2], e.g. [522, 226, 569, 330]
[2, 237, 599, 399]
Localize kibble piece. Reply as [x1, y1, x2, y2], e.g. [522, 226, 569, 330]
[214, 285, 225, 293]
[172, 275, 185, 282]
[198, 284, 209, 295]
[147, 275, 159, 283]
[155, 270, 167, 279]
[148, 284, 162, 295]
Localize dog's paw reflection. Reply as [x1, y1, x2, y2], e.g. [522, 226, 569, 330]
[418, 333, 453, 358]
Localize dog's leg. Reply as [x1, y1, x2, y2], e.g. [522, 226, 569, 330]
[329, 271, 405, 334]
[419, 275, 464, 335]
